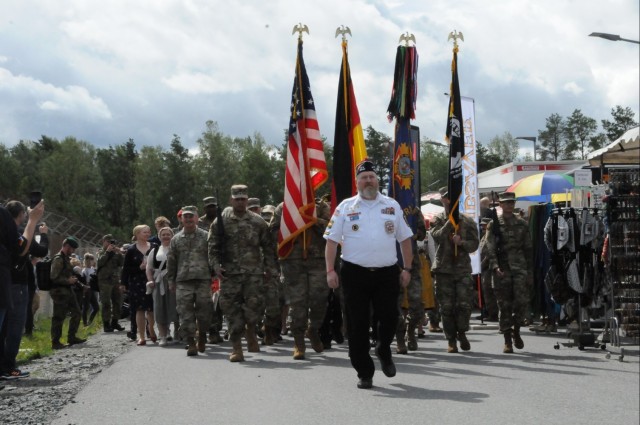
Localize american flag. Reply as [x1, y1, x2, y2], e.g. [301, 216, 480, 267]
[278, 39, 327, 259]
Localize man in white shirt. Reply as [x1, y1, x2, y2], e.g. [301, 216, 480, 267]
[324, 159, 413, 390]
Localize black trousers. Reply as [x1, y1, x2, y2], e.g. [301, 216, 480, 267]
[341, 261, 400, 379]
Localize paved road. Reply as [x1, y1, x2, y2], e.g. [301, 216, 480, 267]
[53, 320, 639, 425]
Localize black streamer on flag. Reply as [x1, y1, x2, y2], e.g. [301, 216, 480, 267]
[445, 46, 464, 233]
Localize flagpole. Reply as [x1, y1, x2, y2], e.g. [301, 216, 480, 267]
[446, 30, 464, 257]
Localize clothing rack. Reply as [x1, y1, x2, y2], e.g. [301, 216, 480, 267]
[603, 169, 640, 361]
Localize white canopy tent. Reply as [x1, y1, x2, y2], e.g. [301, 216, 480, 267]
[588, 126, 640, 166]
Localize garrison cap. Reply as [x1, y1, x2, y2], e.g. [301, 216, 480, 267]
[355, 159, 375, 176]
[247, 198, 261, 209]
[438, 186, 449, 198]
[231, 185, 249, 199]
[181, 205, 198, 216]
[63, 236, 79, 249]
[499, 191, 516, 202]
[203, 196, 218, 207]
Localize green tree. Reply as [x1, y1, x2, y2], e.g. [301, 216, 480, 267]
[135, 145, 169, 225]
[538, 113, 568, 160]
[96, 140, 138, 229]
[476, 141, 502, 173]
[601, 105, 638, 142]
[488, 131, 519, 163]
[565, 109, 597, 159]
[420, 138, 448, 194]
[193, 121, 239, 208]
[0, 144, 21, 201]
[235, 133, 284, 205]
[589, 133, 609, 152]
[364, 126, 393, 190]
[39, 137, 100, 225]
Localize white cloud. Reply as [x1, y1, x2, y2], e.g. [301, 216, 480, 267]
[0, 0, 637, 148]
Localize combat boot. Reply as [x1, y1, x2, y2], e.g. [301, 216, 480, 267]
[186, 337, 198, 356]
[407, 323, 418, 351]
[208, 332, 222, 344]
[457, 332, 470, 351]
[245, 325, 260, 353]
[447, 338, 458, 353]
[229, 339, 244, 362]
[103, 324, 114, 333]
[197, 333, 206, 353]
[111, 319, 125, 331]
[396, 327, 408, 355]
[503, 330, 514, 353]
[307, 328, 324, 353]
[293, 334, 306, 360]
[262, 326, 275, 346]
[512, 327, 524, 349]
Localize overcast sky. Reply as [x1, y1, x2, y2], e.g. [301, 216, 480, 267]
[1, 0, 638, 158]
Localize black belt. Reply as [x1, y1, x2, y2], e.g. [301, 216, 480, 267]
[342, 261, 396, 272]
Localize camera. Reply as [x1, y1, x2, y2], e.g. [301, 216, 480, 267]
[109, 239, 117, 245]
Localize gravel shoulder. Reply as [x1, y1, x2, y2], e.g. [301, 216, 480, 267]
[0, 324, 133, 425]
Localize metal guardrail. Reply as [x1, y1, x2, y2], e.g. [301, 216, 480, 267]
[40, 210, 105, 252]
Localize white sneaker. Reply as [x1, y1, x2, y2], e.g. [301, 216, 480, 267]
[159, 337, 167, 346]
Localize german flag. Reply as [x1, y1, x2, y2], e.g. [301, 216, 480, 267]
[331, 39, 367, 213]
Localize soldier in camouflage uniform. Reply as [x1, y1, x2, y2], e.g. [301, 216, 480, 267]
[430, 187, 479, 353]
[274, 199, 329, 360]
[49, 237, 86, 349]
[483, 191, 533, 353]
[197, 196, 224, 344]
[250, 200, 281, 346]
[479, 218, 499, 321]
[208, 185, 276, 362]
[166, 206, 213, 357]
[96, 234, 125, 333]
[396, 206, 426, 354]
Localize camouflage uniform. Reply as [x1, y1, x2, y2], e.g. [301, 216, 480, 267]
[484, 213, 533, 333]
[166, 226, 212, 340]
[430, 212, 479, 344]
[50, 252, 82, 344]
[396, 207, 426, 352]
[479, 221, 498, 320]
[96, 246, 124, 329]
[208, 206, 276, 344]
[274, 201, 328, 354]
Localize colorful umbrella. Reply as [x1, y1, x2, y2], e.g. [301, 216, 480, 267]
[506, 172, 574, 202]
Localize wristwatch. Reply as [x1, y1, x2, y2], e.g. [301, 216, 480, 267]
[402, 267, 412, 272]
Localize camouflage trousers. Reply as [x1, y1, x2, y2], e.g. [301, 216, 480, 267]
[433, 273, 473, 340]
[219, 274, 265, 342]
[492, 268, 529, 333]
[262, 275, 281, 329]
[176, 279, 212, 339]
[50, 286, 81, 342]
[397, 265, 423, 331]
[481, 269, 498, 318]
[280, 260, 327, 336]
[99, 281, 122, 325]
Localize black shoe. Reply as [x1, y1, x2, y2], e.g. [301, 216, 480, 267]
[375, 349, 397, 377]
[103, 326, 114, 333]
[126, 331, 136, 340]
[112, 322, 125, 331]
[68, 337, 87, 345]
[357, 378, 373, 389]
[52, 341, 68, 350]
[333, 331, 344, 344]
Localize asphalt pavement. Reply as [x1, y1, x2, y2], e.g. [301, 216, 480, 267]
[52, 318, 639, 425]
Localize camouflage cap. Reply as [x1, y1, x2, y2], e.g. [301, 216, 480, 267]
[498, 191, 516, 202]
[63, 236, 79, 249]
[102, 234, 113, 242]
[247, 198, 261, 209]
[438, 186, 449, 198]
[203, 196, 217, 207]
[231, 184, 248, 199]
[262, 204, 275, 215]
[181, 205, 198, 216]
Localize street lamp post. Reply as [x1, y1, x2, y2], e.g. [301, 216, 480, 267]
[516, 136, 537, 161]
[589, 32, 640, 44]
